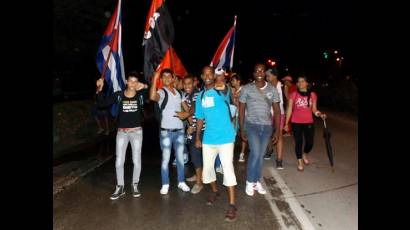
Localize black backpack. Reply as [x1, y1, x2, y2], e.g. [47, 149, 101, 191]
[154, 88, 182, 123]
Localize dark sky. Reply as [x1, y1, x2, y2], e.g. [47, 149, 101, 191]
[54, 0, 356, 90]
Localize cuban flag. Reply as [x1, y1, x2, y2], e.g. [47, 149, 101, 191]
[96, 0, 126, 117]
[210, 16, 237, 70]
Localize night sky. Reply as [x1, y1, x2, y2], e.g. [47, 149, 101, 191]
[53, 0, 356, 92]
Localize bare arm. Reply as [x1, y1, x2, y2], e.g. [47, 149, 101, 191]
[271, 102, 281, 144]
[195, 119, 204, 148]
[95, 78, 117, 107]
[311, 97, 327, 119]
[175, 101, 193, 122]
[284, 98, 293, 132]
[283, 85, 289, 100]
[239, 101, 247, 142]
[149, 72, 160, 102]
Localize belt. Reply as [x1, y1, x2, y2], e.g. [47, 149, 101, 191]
[161, 128, 183, 132]
[118, 127, 142, 132]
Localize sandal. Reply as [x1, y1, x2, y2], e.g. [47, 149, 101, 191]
[297, 165, 304, 171]
[302, 154, 310, 165]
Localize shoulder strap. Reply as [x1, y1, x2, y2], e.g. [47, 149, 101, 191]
[188, 92, 194, 104]
[176, 89, 183, 99]
[214, 88, 233, 119]
[200, 90, 205, 101]
[160, 88, 168, 112]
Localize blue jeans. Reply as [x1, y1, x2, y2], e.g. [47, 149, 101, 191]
[115, 128, 143, 186]
[215, 155, 221, 168]
[160, 129, 185, 184]
[246, 122, 273, 183]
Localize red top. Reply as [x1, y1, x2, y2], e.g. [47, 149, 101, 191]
[290, 91, 317, 124]
[289, 84, 297, 94]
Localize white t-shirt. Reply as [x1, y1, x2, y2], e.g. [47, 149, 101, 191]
[157, 87, 184, 129]
[270, 81, 285, 115]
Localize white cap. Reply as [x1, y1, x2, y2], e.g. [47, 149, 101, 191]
[214, 67, 225, 75]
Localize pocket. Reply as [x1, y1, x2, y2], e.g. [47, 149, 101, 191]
[160, 130, 168, 137]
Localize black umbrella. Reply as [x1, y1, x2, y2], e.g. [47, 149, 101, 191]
[322, 118, 335, 170]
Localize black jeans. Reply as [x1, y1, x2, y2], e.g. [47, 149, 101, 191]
[292, 123, 314, 159]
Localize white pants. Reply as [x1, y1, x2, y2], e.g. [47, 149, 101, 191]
[202, 143, 237, 186]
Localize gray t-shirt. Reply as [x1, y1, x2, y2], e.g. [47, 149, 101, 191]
[158, 87, 184, 129]
[239, 81, 280, 125]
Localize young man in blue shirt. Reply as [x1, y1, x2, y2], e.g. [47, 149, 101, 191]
[195, 66, 237, 222]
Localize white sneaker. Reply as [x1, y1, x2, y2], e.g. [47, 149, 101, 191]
[178, 182, 190, 192]
[238, 153, 245, 162]
[160, 184, 169, 195]
[216, 166, 224, 174]
[183, 153, 189, 164]
[186, 175, 197, 182]
[254, 181, 267, 195]
[245, 181, 255, 196]
[97, 128, 104, 134]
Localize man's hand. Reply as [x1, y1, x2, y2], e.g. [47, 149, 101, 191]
[96, 78, 104, 93]
[135, 82, 147, 91]
[271, 130, 280, 144]
[174, 111, 190, 120]
[283, 124, 289, 132]
[195, 138, 202, 148]
[187, 126, 195, 135]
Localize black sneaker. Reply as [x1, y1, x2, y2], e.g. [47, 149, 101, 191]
[264, 152, 272, 160]
[276, 160, 284, 170]
[110, 185, 125, 200]
[132, 183, 141, 198]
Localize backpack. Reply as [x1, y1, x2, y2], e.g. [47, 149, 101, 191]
[154, 88, 182, 123]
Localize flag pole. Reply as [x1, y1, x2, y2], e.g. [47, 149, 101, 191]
[169, 45, 176, 77]
[231, 15, 237, 71]
[100, 47, 114, 80]
[96, 39, 114, 93]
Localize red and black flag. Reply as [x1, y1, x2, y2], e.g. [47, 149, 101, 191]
[143, 0, 174, 82]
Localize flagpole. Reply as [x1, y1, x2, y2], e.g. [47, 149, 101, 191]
[169, 45, 176, 77]
[96, 39, 114, 93]
[98, 0, 121, 83]
[100, 47, 114, 80]
[231, 15, 237, 71]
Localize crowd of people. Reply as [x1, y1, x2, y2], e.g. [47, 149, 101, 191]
[94, 63, 327, 222]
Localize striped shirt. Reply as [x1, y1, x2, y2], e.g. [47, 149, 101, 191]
[239, 81, 280, 125]
[183, 91, 205, 139]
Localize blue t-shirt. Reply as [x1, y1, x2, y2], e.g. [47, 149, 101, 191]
[195, 88, 236, 145]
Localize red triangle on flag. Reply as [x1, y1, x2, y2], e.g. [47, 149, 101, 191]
[155, 47, 187, 88]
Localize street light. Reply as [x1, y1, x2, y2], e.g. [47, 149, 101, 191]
[336, 57, 340, 61]
[334, 50, 338, 54]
